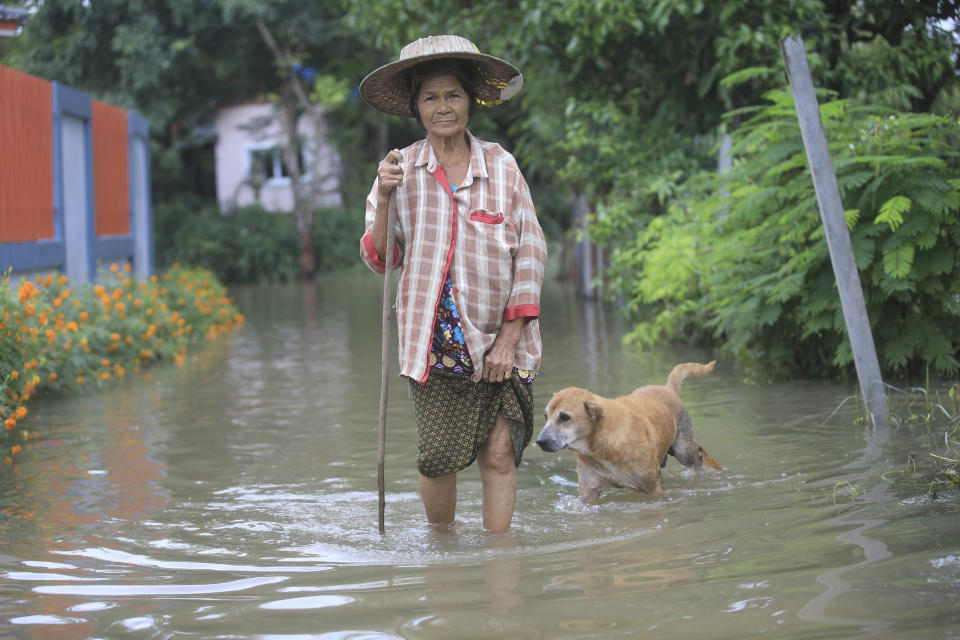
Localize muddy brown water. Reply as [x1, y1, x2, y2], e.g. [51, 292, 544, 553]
[1, 272, 958, 639]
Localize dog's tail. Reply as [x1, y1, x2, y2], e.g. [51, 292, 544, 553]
[666, 360, 716, 395]
[698, 445, 723, 470]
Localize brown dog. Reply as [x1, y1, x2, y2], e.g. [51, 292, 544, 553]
[536, 361, 721, 502]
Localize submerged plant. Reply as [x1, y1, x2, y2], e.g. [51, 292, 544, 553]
[878, 381, 960, 497]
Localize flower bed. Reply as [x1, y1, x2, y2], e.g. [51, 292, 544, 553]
[0, 263, 245, 462]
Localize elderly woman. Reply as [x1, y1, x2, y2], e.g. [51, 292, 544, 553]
[359, 35, 547, 532]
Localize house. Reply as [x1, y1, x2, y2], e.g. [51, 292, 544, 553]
[213, 99, 342, 213]
[0, 4, 29, 37]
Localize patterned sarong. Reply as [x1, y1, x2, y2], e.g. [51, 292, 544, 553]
[409, 368, 534, 478]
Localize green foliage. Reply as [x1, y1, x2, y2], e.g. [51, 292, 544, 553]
[310, 74, 351, 108]
[153, 198, 362, 283]
[613, 90, 960, 380]
[5, 0, 960, 378]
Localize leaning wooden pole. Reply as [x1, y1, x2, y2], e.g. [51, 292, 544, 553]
[377, 202, 397, 534]
[780, 34, 889, 426]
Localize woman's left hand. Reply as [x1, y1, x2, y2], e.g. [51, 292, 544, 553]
[483, 318, 525, 383]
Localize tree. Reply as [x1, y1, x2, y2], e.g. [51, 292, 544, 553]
[2, 0, 372, 279]
[345, 0, 960, 379]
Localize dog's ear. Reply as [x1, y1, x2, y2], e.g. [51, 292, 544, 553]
[584, 400, 604, 422]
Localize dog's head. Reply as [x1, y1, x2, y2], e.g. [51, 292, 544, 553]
[535, 387, 604, 453]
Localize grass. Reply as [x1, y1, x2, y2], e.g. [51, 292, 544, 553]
[881, 382, 960, 497]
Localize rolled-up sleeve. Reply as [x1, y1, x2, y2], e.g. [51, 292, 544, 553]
[360, 179, 403, 274]
[504, 171, 547, 321]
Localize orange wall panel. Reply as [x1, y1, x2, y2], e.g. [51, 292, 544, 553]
[92, 100, 130, 237]
[0, 65, 55, 243]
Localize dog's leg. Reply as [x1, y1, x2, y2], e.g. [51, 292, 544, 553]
[669, 409, 702, 469]
[630, 467, 665, 496]
[576, 456, 606, 503]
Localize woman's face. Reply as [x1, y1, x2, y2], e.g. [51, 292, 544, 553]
[416, 74, 470, 142]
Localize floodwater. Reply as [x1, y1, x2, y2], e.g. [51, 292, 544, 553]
[1, 272, 958, 640]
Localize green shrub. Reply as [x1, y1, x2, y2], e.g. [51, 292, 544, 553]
[153, 198, 363, 283]
[603, 90, 960, 380]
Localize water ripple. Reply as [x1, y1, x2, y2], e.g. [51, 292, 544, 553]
[34, 575, 287, 596]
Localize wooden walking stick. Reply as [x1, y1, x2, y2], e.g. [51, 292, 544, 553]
[377, 195, 397, 534]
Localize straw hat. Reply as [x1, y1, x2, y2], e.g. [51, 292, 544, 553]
[359, 35, 523, 118]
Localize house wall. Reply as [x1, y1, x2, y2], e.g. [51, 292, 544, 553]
[213, 101, 342, 213]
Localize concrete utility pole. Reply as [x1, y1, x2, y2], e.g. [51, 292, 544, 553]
[780, 34, 889, 426]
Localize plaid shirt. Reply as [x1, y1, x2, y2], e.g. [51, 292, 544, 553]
[361, 130, 547, 384]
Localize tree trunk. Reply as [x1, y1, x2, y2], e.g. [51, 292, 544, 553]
[256, 18, 317, 281]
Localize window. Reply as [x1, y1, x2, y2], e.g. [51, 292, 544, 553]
[247, 141, 310, 184]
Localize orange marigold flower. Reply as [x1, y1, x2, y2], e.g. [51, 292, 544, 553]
[5, 418, 15, 430]
[134, 299, 142, 308]
[111, 332, 120, 342]
[79, 311, 89, 322]
[15, 406, 26, 419]
[101, 359, 110, 367]
[79, 338, 88, 347]
[94, 285, 106, 297]
[46, 329, 56, 343]
[18, 281, 36, 303]
[123, 263, 132, 272]
[124, 336, 132, 345]
[10, 445, 21, 456]
[58, 274, 68, 286]
[44, 273, 54, 287]
[76, 375, 85, 384]
[53, 298, 62, 308]
[24, 304, 35, 317]
[140, 349, 153, 359]
[115, 302, 125, 312]
[48, 372, 58, 382]
[66, 321, 78, 332]
[110, 263, 119, 272]
[10, 370, 18, 379]
[98, 371, 112, 380]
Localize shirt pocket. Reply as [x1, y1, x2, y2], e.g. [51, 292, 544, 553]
[469, 209, 504, 225]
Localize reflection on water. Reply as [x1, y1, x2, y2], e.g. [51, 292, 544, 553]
[1, 274, 958, 639]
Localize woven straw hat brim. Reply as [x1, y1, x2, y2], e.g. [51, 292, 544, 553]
[360, 48, 522, 118]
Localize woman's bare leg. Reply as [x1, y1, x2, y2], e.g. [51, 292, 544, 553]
[418, 472, 457, 528]
[477, 415, 517, 532]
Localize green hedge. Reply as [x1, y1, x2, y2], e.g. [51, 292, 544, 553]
[153, 198, 363, 283]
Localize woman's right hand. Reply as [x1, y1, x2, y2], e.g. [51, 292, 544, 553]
[377, 149, 404, 197]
